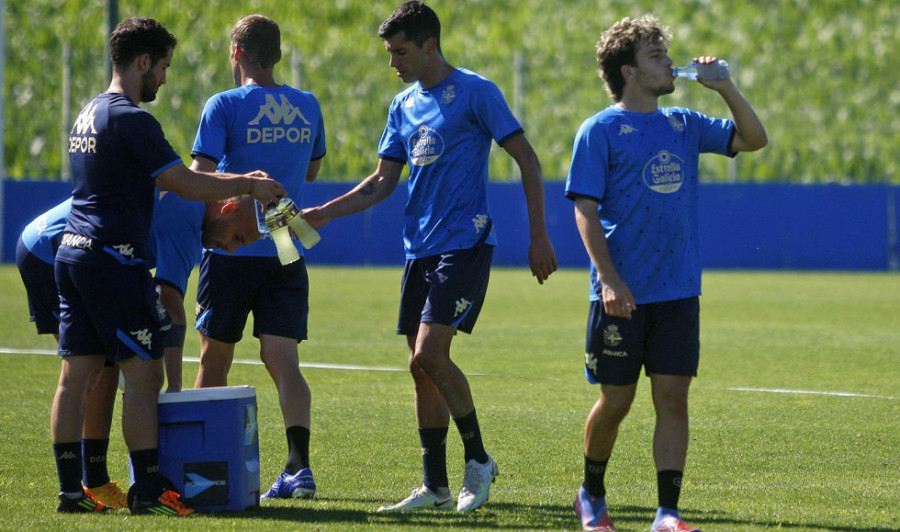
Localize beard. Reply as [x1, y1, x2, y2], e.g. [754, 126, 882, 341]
[140, 70, 159, 102]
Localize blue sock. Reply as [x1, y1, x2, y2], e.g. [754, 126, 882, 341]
[82, 438, 110, 488]
[453, 409, 489, 464]
[418, 427, 449, 492]
[53, 442, 83, 494]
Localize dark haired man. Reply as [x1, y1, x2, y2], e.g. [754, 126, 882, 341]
[566, 14, 766, 532]
[190, 14, 326, 501]
[52, 16, 283, 516]
[303, 0, 557, 513]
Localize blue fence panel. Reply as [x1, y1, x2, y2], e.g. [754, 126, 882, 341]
[2, 180, 898, 271]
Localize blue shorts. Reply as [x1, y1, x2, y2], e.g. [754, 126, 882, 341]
[397, 243, 493, 336]
[56, 261, 171, 363]
[16, 237, 60, 335]
[584, 297, 700, 385]
[195, 253, 309, 344]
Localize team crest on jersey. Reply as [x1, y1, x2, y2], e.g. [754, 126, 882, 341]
[642, 149, 685, 194]
[441, 85, 456, 105]
[407, 125, 445, 166]
[246, 94, 313, 145]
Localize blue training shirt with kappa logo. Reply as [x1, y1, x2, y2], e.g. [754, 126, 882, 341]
[58, 92, 181, 267]
[565, 105, 735, 304]
[378, 68, 523, 259]
[191, 84, 326, 258]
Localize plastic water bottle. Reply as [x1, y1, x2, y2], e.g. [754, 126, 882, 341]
[264, 206, 300, 265]
[672, 60, 729, 80]
[273, 198, 321, 249]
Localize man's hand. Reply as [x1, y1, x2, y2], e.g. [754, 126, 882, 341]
[528, 233, 558, 284]
[246, 170, 285, 206]
[600, 275, 636, 319]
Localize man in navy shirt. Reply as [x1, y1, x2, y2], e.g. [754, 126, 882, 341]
[52, 17, 283, 516]
[303, 1, 557, 514]
[18, 192, 261, 509]
[566, 15, 766, 532]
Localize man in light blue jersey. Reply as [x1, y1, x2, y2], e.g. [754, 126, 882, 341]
[190, 14, 326, 501]
[566, 15, 767, 532]
[303, 0, 557, 514]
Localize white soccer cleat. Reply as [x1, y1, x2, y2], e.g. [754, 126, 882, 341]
[456, 454, 498, 512]
[377, 485, 454, 512]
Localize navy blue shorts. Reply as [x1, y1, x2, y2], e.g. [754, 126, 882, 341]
[16, 237, 60, 335]
[584, 297, 700, 385]
[56, 261, 171, 363]
[397, 243, 493, 336]
[196, 253, 309, 344]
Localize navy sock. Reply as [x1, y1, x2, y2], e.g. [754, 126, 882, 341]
[82, 438, 110, 488]
[452, 409, 489, 464]
[418, 427, 449, 491]
[284, 425, 311, 474]
[584, 455, 609, 498]
[657, 470, 683, 510]
[130, 448, 163, 500]
[53, 442, 83, 494]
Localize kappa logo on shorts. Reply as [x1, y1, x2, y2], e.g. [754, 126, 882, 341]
[585, 352, 599, 374]
[111, 243, 134, 259]
[130, 328, 153, 348]
[454, 298, 472, 318]
[603, 324, 623, 347]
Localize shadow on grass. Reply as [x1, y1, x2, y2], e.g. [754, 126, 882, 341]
[193, 501, 897, 531]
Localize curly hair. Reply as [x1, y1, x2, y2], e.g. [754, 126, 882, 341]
[110, 17, 177, 71]
[596, 15, 671, 101]
[232, 14, 281, 69]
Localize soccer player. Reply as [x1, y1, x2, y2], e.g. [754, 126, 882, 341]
[302, 0, 557, 513]
[17, 192, 261, 509]
[189, 14, 326, 500]
[52, 16, 283, 516]
[565, 15, 767, 532]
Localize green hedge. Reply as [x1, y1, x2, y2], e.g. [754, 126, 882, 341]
[5, 0, 898, 183]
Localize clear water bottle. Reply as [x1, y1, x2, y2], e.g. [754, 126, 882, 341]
[264, 205, 300, 265]
[672, 59, 729, 80]
[272, 198, 321, 249]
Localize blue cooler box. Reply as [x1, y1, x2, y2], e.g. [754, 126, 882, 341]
[157, 386, 260, 512]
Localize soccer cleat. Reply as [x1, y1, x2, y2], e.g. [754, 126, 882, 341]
[574, 485, 616, 531]
[84, 480, 128, 509]
[456, 454, 498, 512]
[130, 489, 194, 517]
[57, 491, 107, 513]
[651, 516, 701, 532]
[261, 467, 316, 499]
[376, 485, 454, 512]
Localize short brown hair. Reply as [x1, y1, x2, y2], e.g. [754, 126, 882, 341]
[110, 17, 177, 71]
[596, 15, 671, 101]
[232, 14, 281, 69]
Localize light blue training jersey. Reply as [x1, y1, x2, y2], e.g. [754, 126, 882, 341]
[378, 68, 523, 259]
[192, 84, 326, 257]
[565, 105, 735, 304]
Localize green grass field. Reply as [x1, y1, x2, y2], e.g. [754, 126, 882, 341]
[0, 265, 897, 531]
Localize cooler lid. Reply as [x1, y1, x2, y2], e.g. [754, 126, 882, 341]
[158, 385, 256, 403]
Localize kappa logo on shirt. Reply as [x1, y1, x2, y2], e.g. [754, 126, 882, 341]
[69, 101, 99, 154]
[618, 124, 638, 136]
[246, 94, 314, 145]
[472, 214, 489, 234]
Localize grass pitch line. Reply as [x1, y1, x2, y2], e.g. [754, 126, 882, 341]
[729, 386, 895, 400]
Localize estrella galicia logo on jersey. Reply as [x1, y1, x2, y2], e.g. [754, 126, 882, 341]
[408, 125, 444, 166]
[69, 101, 99, 154]
[642, 150, 685, 194]
[441, 84, 456, 105]
[247, 94, 313, 145]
